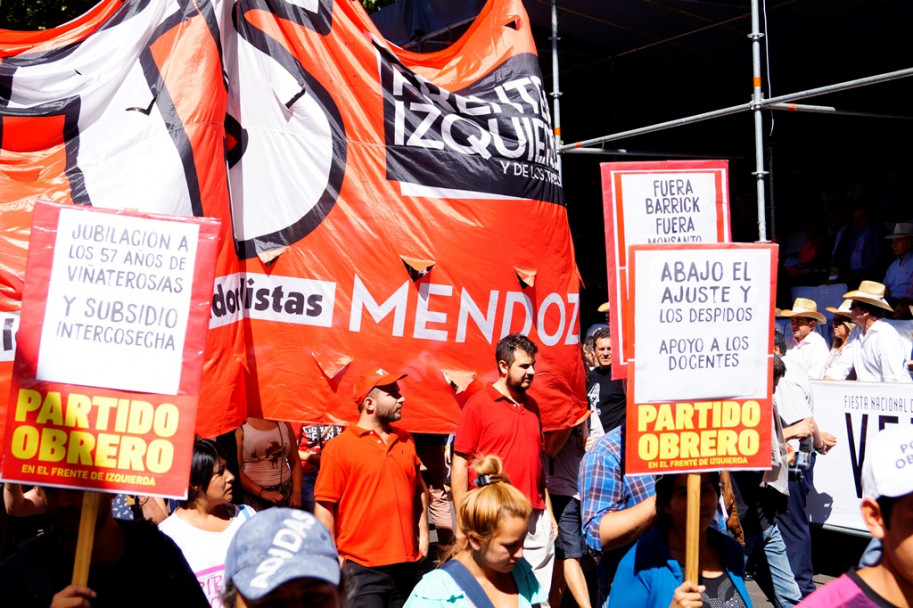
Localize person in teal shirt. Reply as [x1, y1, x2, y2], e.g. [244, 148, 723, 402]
[405, 455, 546, 608]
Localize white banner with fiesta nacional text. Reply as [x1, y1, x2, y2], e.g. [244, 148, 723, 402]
[807, 380, 913, 533]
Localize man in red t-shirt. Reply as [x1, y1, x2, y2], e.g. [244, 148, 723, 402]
[314, 368, 429, 608]
[451, 333, 556, 604]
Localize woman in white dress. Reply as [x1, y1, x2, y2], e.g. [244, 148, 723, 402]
[159, 438, 255, 607]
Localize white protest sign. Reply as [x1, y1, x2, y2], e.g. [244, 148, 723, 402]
[616, 171, 726, 245]
[601, 161, 730, 379]
[37, 208, 200, 395]
[631, 244, 776, 403]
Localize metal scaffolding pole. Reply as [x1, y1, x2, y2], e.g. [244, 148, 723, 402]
[550, 0, 563, 181]
[749, 0, 768, 242]
[560, 66, 913, 152]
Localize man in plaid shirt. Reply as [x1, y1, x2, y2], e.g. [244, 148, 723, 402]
[579, 423, 656, 607]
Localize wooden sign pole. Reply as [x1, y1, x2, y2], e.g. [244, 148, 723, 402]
[685, 473, 700, 584]
[71, 491, 101, 586]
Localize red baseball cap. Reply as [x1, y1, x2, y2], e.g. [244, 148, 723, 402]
[353, 368, 407, 404]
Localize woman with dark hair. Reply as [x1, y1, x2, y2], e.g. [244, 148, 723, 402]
[821, 299, 856, 379]
[609, 473, 751, 608]
[159, 437, 255, 607]
[404, 455, 545, 608]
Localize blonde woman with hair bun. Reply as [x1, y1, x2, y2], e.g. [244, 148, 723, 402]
[405, 455, 545, 608]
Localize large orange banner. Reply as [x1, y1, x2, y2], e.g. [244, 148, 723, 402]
[0, 0, 585, 437]
[0, 0, 246, 439]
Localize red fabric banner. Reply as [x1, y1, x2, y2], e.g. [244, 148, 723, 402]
[0, 0, 586, 438]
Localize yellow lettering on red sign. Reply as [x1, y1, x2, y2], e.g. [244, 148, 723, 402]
[10, 388, 180, 475]
[636, 400, 762, 462]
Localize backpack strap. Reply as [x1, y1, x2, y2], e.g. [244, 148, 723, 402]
[440, 560, 496, 608]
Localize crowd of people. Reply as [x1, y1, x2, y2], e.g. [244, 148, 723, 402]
[779, 201, 913, 321]
[1, 269, 912, 608]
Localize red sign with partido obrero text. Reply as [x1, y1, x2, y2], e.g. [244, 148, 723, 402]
[0, 202, 220, 497]
[625, 243, 777, 475]
[602, 161, 731, 380]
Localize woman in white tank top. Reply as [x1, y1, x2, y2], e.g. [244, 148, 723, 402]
[235, 417, 302, 510]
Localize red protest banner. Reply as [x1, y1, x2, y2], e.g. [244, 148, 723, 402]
[0, 1, 245, 440]
[0, 202, 220, 497]
[624, 243, 777, 475]
[0, 0, 586, 437]
[602, 161, 730, 380]
[222, 0, 585, 431]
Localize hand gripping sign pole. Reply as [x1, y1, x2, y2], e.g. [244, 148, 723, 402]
[0, 202, 221, 587]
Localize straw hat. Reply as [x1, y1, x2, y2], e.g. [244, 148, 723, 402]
[842, 280, 893, 312]
[778, 297, 826, 324]
[884, 222, 913, 239]
[826, 299, 856, 328]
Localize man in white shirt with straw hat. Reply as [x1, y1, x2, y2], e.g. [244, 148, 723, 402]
[779, 297, 830, 380]
[824, 280, 912, 383]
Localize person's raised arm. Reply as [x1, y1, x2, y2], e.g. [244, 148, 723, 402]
[598, 494, 656, 550]
[3, 484, 45, 517]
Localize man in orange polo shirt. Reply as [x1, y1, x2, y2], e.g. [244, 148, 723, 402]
[314, 368, 429, 608]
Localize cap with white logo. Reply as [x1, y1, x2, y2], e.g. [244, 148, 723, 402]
[862, 426, 913, 500]
[224, 508, 340, 600]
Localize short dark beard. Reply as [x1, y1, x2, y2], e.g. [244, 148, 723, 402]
[505, 376, 529, 395]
